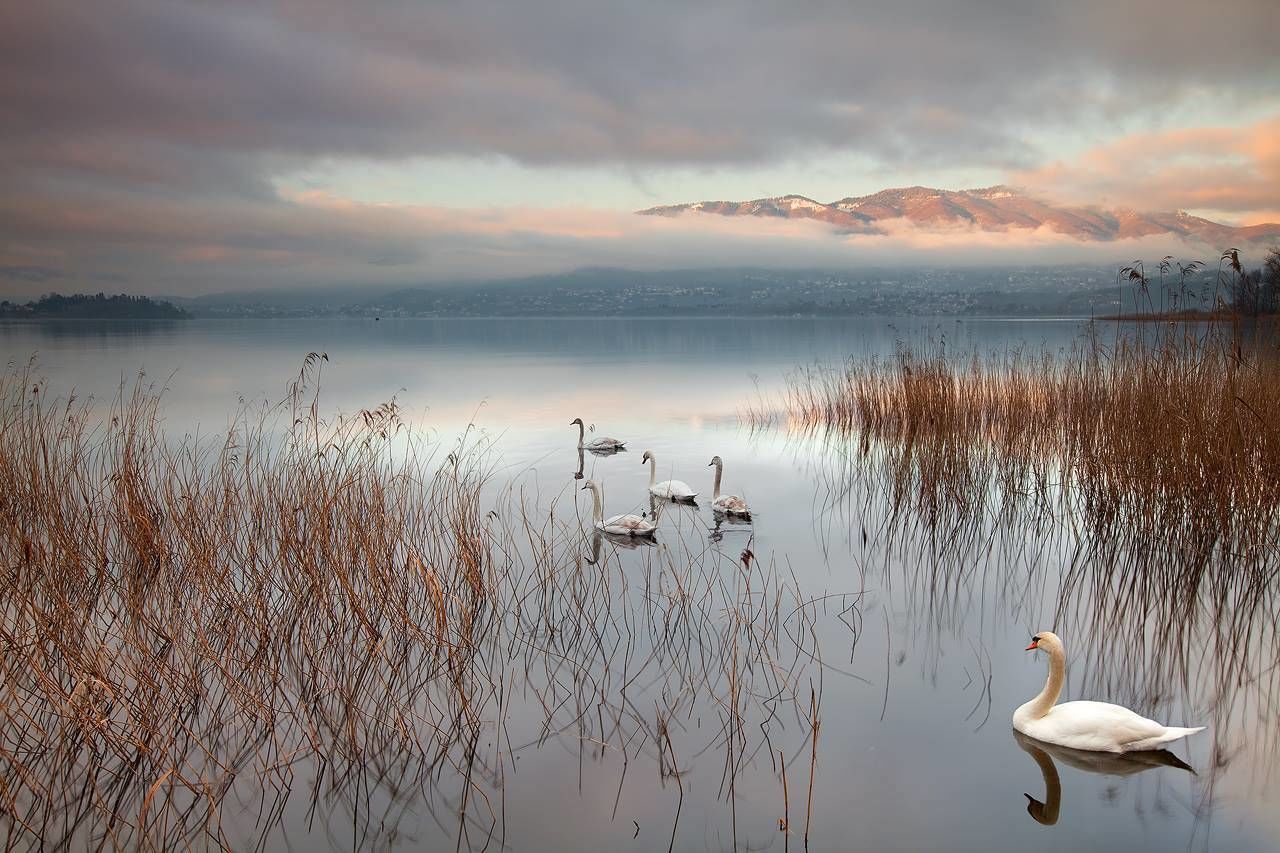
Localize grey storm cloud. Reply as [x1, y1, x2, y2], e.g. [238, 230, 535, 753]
[7, 0, 1279, 172]
[1, 0, 1278, 294]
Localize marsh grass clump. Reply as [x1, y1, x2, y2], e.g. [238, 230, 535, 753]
[756, 320, 1280, 564]
[780, 320, 1280, 798]
[0, 356, 505, 849]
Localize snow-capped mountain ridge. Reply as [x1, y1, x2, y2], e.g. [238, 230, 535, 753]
[637, 186, 1280, 244]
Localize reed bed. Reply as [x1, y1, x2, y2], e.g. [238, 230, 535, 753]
[0, 356, 503, 849]
[763, 319, 1280, 806]
[753, 321, 1280, 568]
[0, 358, 829, 851]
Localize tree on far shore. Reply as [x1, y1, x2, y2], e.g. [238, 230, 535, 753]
[0, 292, 188, 319]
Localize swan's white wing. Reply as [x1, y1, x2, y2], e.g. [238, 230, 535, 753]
[586, 445, 622, 457]
[652, 479, 697, 499]
[601, 513, 655, 535]
[1035, 701, 1169, 752]
[586, 436, 624, 449]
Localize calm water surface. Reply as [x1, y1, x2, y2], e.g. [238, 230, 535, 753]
[2, 317, 1276, 852]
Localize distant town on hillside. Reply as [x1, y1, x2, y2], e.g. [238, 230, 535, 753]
[165, 263, 1264, 318]
[6, 259, 1277, 320]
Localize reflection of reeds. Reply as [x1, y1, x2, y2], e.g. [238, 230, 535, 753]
[756, 317, 1280, 808]
[752, 321, 1280, 566]
[0, 357, 502, 848]
[0, 359, 834, 850]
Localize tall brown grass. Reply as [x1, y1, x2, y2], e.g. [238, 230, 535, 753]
[753, 321, 1280, 566]
[0, 354, 506, 848]
[753, 316, 1280, 806]
[0, 356, 826, 850]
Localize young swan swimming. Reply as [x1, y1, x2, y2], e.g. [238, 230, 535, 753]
[580, 480, 656, 537]
[570, 417, 625, 452]
[1013, 632, 1205, 753]
[707, 455, 751, 518]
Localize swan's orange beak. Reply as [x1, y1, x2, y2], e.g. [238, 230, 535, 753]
[1025, 639, 1039, 650]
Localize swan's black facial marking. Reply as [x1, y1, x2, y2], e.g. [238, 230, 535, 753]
[1032, 635, 1042, 642]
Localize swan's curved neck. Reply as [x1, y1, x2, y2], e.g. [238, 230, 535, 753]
[576, 421, 585, 447]
[589, 487, 603, 523]
[1027, 644, 1065, 719]
[712, 463, 723, 499]
[647, 453, 656, 487]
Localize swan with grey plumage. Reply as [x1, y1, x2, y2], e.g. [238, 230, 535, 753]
[571, 417, 625, 452]
[707, 455, 751, 518]
[580, 480, 656, 537]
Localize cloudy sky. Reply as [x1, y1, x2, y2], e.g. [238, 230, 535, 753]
[2, 0, 1278, 297]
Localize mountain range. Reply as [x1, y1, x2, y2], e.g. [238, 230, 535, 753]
[638, 185, 1280, 244]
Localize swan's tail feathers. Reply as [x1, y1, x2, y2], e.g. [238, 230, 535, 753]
[1166, 725, 1207, 741]
[1128, 726, 1206, 751]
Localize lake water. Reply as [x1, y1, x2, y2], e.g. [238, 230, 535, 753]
[2, 317, 1276, 852]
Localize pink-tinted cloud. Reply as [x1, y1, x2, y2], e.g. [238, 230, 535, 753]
[1016, 114, 1280, 223]
[0, 185, 1223, 298]
[3, 2, 1278, 296]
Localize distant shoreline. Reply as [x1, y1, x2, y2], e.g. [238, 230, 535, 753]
[0, 293, 188, 320]
[0, 316, 187, 321]
[1, 312, 1102, 322]
[1098, 310, 1273, 323]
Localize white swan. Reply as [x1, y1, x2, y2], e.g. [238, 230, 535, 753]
[707, 456, 751, 518]
[641, 450, 697, 501]
[571, 417, 625, 452]
[580, 480, 656, 537]
[1013, 632, 1205, 753]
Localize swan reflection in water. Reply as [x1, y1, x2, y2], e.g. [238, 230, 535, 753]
[709, 513, 753, 543]
[585, 530, 657, 564]
[1014, 729, 1193, 826]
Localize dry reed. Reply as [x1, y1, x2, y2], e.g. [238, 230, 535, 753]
[751, 319, 1280, 568]
[756, 314, 1280, 810]
[0, 356, 829, 850]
